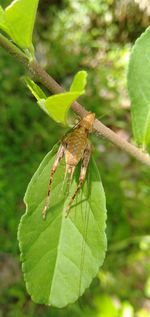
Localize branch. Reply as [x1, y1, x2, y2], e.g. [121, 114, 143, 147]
[0, 33, 150, 167]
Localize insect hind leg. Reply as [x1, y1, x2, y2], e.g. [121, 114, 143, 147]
[60, 164, 75, 197]
[65, 142, 92, 217]
[42, 144, 65, 220]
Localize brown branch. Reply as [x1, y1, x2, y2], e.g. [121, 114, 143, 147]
[0, 32, 150, 167]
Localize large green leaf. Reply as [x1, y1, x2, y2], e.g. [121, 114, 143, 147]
[44, 92, 83, 124]
[0, 0, 39, 52]
[18, 144, 107, 308]
[128, 27, 150, 151]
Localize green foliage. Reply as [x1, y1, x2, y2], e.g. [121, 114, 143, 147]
[0, 0, 39, 53]
[40, 0, 132, 128]
[128, 27, 150, 151]
[0, 6, 9, 34]
[70, 70, 87, 92]
[18, 145, 107, 307]
[44, 91, 82, 124]
[25, 71, 87, 124]
[0, 0, 150, 316]
[44, 70, 87, 124]
[24, 77, 48, 115]
[25, 77, 46, 101]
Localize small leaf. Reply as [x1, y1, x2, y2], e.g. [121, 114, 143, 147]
[128, 26, 150, 151]
[25, 77, 46, 101]
[25, 71, 88, 124]
[24, 77, 50, 115]
[4, 0, 39, 51]
[70, 70, 87, 92]
[44, 91, 83, 124]
[18, 144, 107, 308]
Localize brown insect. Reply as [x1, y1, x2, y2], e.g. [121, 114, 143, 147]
[42, 112, 95, 219]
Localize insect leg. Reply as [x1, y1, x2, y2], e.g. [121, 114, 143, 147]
[66, 165, 76, 192]
[65, 142, 92, 217]
[42, 144, 65, 220]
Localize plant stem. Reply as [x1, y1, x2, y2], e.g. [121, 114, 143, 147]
[0, 33, 28, 65]
[0, 33, 150, 167]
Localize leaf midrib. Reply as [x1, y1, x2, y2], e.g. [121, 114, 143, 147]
[48, 208, 65, 303]
[48, 187, 101, 304]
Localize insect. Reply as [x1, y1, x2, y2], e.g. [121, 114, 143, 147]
[42, 112, 95, 219]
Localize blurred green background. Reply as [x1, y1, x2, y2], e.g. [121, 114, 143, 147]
[0, 0, 150, 316]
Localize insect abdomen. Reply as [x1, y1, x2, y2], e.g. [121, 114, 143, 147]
[65, 129, 87, 166]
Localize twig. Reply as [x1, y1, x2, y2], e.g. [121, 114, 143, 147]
[0, 33, 150, 167]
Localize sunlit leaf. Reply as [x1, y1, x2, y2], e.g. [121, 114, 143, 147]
[128, 27, 150, 152]
[18, 144, 107, 308]
[3, 0, 39, 52]
[0, 6, 10, 34]
[44, 91, 84, 124]
[70, 70, 87, 92]
[25, 70, 87, 124]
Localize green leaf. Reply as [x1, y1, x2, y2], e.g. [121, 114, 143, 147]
[24, 77, 50, 115]
[25, 77, 46, 101]
[70, 70, 87, 92]
[44, 91, 83, 124]
[25, 77, 49, 115]
[0, 6, 10, 34]
[25, 71, 87, 124]
[128, 27, 150, 151]
[18, 144, 107, 308]
[4, 0, 39, 51]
